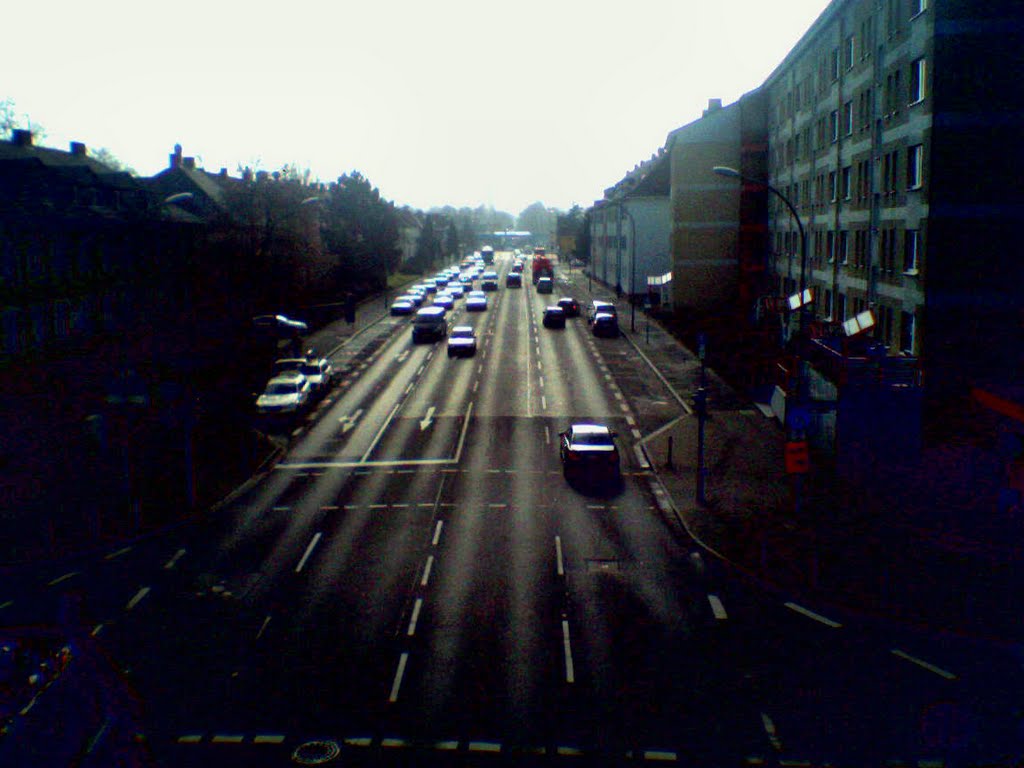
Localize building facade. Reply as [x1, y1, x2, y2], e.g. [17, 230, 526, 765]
[763, 0, 1024, 406]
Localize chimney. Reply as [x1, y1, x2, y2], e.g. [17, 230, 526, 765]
[11, 129, 33, 147]
[183, 157, 196, 170]
[70, 141, 87, 156]
[169, 143, 183, 168]
[703, 98, 723, 117]
[242, 168, 253, 183]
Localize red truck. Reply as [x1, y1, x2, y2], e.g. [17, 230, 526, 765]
[531, 247, 553, 284]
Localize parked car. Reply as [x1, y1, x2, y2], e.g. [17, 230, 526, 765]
[559, 423, 620, 479]
[588, 300, 617, 323]
[298, 357, 334, 395]
[466, 290, 488, 311]
[412, 305, 448, 342]
[592, 312, 619, 338]
[536, 276, 553, 294]
[252, 314, 308, 336]
[542, 306, 566, 329]
[256, 373, 312, 415]
[557, 297, 581, 317]
[447, 325, 478, 358]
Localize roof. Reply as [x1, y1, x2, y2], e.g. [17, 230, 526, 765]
[570, 424, 612, 435]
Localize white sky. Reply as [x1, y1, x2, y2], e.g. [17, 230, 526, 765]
[4, 0, 831, 215]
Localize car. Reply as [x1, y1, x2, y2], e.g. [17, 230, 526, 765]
[447, 325, 477, 358]
[271, 358, 308, 377]
[466, 290, 488, 311]
[298, 357, 334, 395]
[510, 261, 524, 274]
[411, 305, 448, 342]
[506, 272, 522, 288]
[536, 276, 553, 294]
[401, 292, 425, 307]
[256, 373, 312, 415]
[557, 297, 580, 317]
[588, 300, 617, 323]
[542, 306, 566, 329]
[432, 293, 455, 310]
[390, 298, 415, 315]
[559, 424, 620, 479]
[446, 283, 465, 299]
[252, 314, 308, 336]
[592, 312, 619, 338]
[481, 271, 499, 291]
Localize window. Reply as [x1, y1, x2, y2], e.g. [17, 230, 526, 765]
[844, 35, 855, 70]
[904, 229, 920, 272]
[878, 305, 894, 345]
[882, 149, 900, 194]
[829, 110, 839, 142]
[831, 47, 840, 80]
[900, 310, 916, 354]
[838, 230, 849, 264]
[841, 166, 852, 200]
[837, 293, 847, 322]
[860, 16, 875, 58]
[885, 69, 902, 114]
[827, 230, 836, 262]
[859, 88, 873, 130]
[843, 101, 853, 135]
[829, 171, 838, 202]
[824, 289, 834, 318]
[907, 144, 924, 189]
[910, 58, 927, 103]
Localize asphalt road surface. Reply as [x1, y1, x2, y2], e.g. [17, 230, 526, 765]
[3, 253, 1022, 767]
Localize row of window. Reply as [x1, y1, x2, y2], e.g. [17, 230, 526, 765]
[774, 57, 927, 164]
[776, 0, 929, 124]
[775, 226, 920, 274]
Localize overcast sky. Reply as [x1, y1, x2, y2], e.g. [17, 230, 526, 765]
[5, 0, 831, 215]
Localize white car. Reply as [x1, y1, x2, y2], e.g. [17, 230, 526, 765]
[447, 326, 477, 358]
[298, 358, 334, 395]
[466, 290, 488, 311]
[256, 373, 311, 415]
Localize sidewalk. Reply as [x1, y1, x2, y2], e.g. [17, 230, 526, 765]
[567, 269, 1021, 644]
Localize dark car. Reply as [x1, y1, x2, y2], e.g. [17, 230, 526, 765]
[559, 424, 620, 479]
[506, 272, 522, 288]
[542, 306, 566, 329]
[252, 314, 308, 336]
[592, 312, 619, 338]
[557, 297, 580, 317]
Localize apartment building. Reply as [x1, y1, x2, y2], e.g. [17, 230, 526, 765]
[763, 0, 1024, 406]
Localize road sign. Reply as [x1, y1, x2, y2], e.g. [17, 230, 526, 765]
[785, 441, 810, 474]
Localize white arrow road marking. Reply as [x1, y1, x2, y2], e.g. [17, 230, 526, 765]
[339, 409, 364, 433]
[419, 406, 436, 431]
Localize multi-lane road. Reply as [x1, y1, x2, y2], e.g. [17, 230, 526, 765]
[3, 253, 1022, 766]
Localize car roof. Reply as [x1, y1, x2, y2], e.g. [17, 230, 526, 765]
[545, 306, 565, 312]
[417, 306, 446, 316]
[451, 325, 474, 334]
[569, 424, 611, 435]
[269, 372, 305, 384]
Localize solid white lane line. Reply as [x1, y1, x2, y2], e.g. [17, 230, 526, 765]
[361, 402, 402, 463]
[295, 532, 323, 573]
[421, 556, 434, 587]
[761, 712, 782, 750]
[48, 571, 81, 586]
[555, 536, 564, 577]
[452, 401, 474, 463]
[104, 546, 132, 560]
[256, 615, 272, 640]
[562, 620, 575, 683]
[407, 598, 423, 636]
[162, 548, 187, 573]
[126, 587, 151, 611]
[891, 649, 957, 680]
[389, 652, 409, 702]
[708, 594, 728, 620]
[432, 520, 444, 546]
[783, 601, 842, 628]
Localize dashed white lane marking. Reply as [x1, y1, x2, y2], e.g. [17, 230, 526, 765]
[417, 364, 426, 375]
[613, 391, 624, 400]
[562, 621, 576, 683]
[468, 741, 501, 753]
[626, 414, 636, 426]
[545, 425, 551, 445]
[761, 712, 782, 750]
[407, 598, 423, 636]
[478, 364, 483, 374]
[644, 751, 678, 762]
[211, 734, 244, 744]
[405, 382, 414, 395]
[542, 395, 547, 410]
[126, 587, 151, 611]
[619, 402, 630, 413]
[389, 652, 410, 702]
[104, 546, 132, 560]
[253, 734, 285, 744]
[163, 548, 187, 569]
[295, 532, 323, 573]
[537, 361, 543, 371]
[177, 734, 202, 744]
[382, 738, 409, 748]
[369, 503, 387, 510]
[256, 615, 272, 640]
[345, 737, 373, 747]
[539, 376, 544, 388]
[473, 380, 479, 393]
[783, 601, 842, 628]
[631, 428, 643, 440]
[432, 520, 444, 546]
[91, 623, 104, 637]
[891, 649, 957, 680]
[488, 503, 508, 509]
[272, 505, 290, 512]
[555, 536, 565, 576]
[321, 505, 339, 511]
[434, 741, 459, 751]
[708, 594, 728, 620]
[48, 571, 81, 586]
[420, 556, 434, 586]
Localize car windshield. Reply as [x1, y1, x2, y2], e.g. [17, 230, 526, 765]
[265, 382, 298, 395]
[300, 363, 322, 375]
[452, 329, 473, 338]
[573, 430, 613, 445]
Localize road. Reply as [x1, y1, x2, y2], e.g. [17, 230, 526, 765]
[2, 253, 1022, 766]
